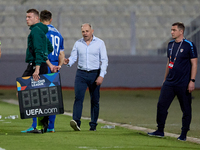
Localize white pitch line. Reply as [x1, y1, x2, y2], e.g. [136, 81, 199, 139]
[64, 112, 200, 144]
[3, 99, 200, 144]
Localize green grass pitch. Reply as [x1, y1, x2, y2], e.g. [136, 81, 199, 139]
[0, 89, 200, 149]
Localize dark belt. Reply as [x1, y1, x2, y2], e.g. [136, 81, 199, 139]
[78, 69, 100, 73]
[29, 62, 35, 66]
[29, 62, 46, 66]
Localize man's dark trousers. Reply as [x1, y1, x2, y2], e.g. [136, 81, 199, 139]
[73, 69, 100, 128]
[156, 83, 192, 133]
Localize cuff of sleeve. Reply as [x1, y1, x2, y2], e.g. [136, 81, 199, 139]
[35, 63, 41, 66]
[66, 59, 72, 67]
[100, 72, 105, 78]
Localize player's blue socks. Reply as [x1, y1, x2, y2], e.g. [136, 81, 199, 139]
[48, 115, 56, 129]
[22, 116, 55, 133]
[32, 117, 37, 128]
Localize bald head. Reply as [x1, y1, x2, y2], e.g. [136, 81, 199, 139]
[81, 23, 93, 29]
[81, 23, 94, 43]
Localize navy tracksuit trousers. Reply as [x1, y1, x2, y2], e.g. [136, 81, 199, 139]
[156, 83, 192, 132]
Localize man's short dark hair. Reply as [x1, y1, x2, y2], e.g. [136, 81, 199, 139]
[172, 22, 185, 33]
[26, 9, 39, 17]
[40, 10, 52, 22]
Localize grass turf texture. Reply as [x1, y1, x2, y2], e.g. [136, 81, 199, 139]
[0, 101, 200, 150]
[62, 89, 200, 139]
[0, 89, 200, 149]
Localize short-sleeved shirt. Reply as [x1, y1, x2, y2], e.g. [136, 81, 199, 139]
[46, 24, 64, 65]
[165, 39, 198, 87]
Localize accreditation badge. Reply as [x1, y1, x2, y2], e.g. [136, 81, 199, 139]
[168, 61, 174, 69]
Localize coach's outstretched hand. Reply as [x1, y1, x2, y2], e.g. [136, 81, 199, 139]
[63, 58, 69, 65]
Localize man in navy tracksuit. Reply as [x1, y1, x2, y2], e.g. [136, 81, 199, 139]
[148, 22, 198, 141]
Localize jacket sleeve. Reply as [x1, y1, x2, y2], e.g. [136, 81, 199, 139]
[47, 38, 53, 55]
[32, 27, 46, 66]
[42, 38, 53, 62]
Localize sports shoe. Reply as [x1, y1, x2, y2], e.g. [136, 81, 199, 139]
[21, 127, 34, 133]
[70, 120, 81, 131]
[47, 128, 55, 133]
[148, 130, 164, 137]
[26, 128, 43, 134]
[89, 127, 96, 131]
[177, 135, 186, 141]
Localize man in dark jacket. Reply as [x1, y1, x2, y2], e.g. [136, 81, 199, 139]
[21, 10, 65, 133]
[24, 8, 57, 80]
[23, 9, 58, 133]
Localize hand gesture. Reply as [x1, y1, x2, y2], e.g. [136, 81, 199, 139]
[63, 58, 69, 65]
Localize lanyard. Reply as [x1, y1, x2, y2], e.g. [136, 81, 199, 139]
[169, 39, 183, 63]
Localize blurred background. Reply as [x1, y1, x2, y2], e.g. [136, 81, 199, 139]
[0, 0, 200, 88]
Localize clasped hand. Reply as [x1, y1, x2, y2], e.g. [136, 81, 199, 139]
[51, 65, 61, 73]
[32, 65, 60, 81]
[63, 58, 69, 65]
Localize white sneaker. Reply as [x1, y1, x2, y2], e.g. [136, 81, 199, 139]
[70, 120, 81, 131]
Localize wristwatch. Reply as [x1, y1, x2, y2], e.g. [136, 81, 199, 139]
[190, 79, 195, 82]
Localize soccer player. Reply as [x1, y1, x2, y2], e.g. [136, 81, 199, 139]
[41, 10, 65, 132]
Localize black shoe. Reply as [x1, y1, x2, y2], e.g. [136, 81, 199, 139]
[41, 116, 48, 133]
[89, 126, 96, 131]
[177, 135, 186, 141]
[43, 122, 48, 133]
[70, 120, 81, 131]
[148, 130, 164, 137]
[26, 128, 43, 134]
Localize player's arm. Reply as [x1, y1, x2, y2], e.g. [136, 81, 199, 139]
[46, 59, 59, 73]
[58, 51, 65, 69]
[188, 58, 198, 93]
[163, 59, 170, 83]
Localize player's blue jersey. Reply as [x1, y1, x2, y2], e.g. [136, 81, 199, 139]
[46, 24, 64, 64]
